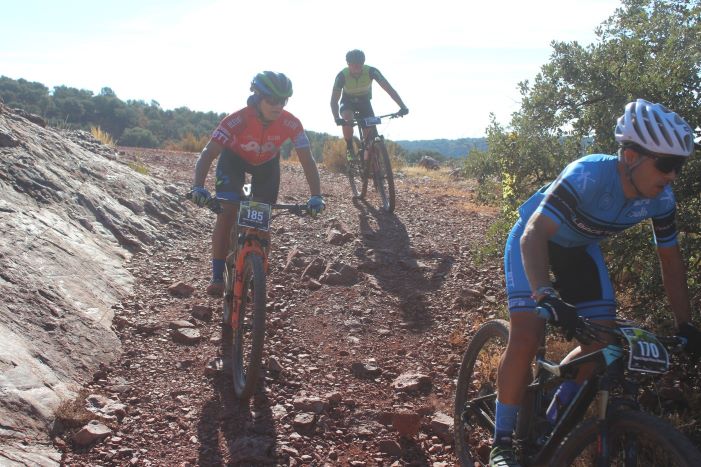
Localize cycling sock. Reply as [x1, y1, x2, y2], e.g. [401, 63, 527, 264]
[212, 258, 225, 283]
[494, 401, 520, 445]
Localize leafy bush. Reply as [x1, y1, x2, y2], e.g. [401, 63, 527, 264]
[119, 127, 159, 148]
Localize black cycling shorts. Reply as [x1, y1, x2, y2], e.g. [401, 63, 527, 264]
[340, 96, 374, 118]
[214, 149, 280, 204]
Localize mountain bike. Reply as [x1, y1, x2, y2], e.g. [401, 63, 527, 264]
[193, 193, 307, 400]
[453, 309, 701, 466]
[341, 111, 403, 213]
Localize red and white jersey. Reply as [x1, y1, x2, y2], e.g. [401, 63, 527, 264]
[211, 106, 310, 165]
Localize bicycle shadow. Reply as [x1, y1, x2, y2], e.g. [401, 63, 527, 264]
[196, 361, 277, 465]
[352, 198, 454, 331]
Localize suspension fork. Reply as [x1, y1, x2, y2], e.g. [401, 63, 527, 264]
[231, 231, 266, 329]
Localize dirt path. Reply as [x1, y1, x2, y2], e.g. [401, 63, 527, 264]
[59, 149, 504, 466]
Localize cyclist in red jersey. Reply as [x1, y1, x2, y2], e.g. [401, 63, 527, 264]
[188, 71, 325, 296]
[331, 49, 408, 158]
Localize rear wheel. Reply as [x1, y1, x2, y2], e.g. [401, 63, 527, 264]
[551, 410, 701, 466]
[231, 254, 267, 400]
[453, 320, 510, 466]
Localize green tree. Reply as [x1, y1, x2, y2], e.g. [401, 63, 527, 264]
[477, 0, 701, 316]
[0, 76, 51, 115]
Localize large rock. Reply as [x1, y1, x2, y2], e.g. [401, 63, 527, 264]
[0, 103, 188, 462]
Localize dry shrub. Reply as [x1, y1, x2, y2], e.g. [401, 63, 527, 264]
[322, 138, 350, 174]
[164, 133, 209, 152]
[53, 389, 97, 433]
[90, 126, 115, 147]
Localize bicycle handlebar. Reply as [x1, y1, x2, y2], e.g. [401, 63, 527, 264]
[186, 193, 307, 216]
[535, 306, 687, 351]
[336, 111, 405, 127]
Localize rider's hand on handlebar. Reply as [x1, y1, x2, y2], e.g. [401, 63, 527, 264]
[335, 117, 347, 126]
[188, 186, 212, 207]
[537, 291, 580, 341]
[306, 195, 326, 217]
[677, 322, 701, 360]
[398, 106, 409, 117]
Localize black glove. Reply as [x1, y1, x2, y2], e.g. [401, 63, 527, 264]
[398, 107, 409, 116]
[677, 322, 701, 359]
[537, 293, 580, 341]
[335, 117, 347, 126]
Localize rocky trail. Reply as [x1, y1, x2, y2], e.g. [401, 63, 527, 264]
[56, 147, 503, 466]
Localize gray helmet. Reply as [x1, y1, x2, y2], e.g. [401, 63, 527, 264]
[250, 71, 293, 99]
[615, 99, 693, 157]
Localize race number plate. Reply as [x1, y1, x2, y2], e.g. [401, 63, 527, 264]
[364, 116, 381, 126]
[620, 327, 669, 374]
[237, 201, 272, 231]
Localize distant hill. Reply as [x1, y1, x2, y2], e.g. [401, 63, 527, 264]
[396, 137, 487, 158]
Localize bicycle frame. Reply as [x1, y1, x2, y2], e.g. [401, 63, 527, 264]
[350, 111, 397, 166]
[212, 198, 304, 330]
[462, 331, 682, 465]
[527, 345, 622, 464]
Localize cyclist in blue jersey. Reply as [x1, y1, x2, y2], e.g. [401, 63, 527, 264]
[489, 99, 701, 467]
[330, 49, 408, 158]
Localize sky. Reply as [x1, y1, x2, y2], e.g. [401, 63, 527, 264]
[1, 0, 622, 141]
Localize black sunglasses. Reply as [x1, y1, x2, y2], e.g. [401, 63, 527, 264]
[642, 152, 687, 174]
[262, 95, 288, 106]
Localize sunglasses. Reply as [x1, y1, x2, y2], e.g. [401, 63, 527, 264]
[641, 152, 687, 174]
[262, 95, 288, 106]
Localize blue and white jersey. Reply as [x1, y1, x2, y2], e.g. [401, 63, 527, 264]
[518, 154, 678, 248]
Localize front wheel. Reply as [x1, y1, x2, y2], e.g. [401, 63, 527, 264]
[230, 253, 267, 400]
[367, 138, 396, 212]
[551, 410, 701, 466]
[453, 319, 510, 466]
[345, 143, 363, 199]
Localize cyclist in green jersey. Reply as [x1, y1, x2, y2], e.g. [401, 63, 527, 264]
[330, 49, 408, 157]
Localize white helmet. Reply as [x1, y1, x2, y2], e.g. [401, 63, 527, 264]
[614, 99, 694, 157]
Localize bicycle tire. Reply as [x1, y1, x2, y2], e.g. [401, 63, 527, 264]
[346, 144, 363, 199]
[551, 409, 701, 466]
[373, 138, 395, 212]
[231, 253, 267, 400]
[454, 319, 510, 466]
[221, 223, 239, 326]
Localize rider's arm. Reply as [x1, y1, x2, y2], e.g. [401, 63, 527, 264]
[376, 79, 406, 109]
[657, 244, 693, 326]
[295, 147, 322, 197]
[330, 86, 342, 120]
[193, 139, 223, 187]
[521, 212, 559, 300]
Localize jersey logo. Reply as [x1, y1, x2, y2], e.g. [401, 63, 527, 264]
[659, 191, 674, 209]
[572, 167, 596, 192]
[225, 115, 244, 129]
[628, 207, 648, 218]
[283, 119, 299, 130]
[239, 141, 278, 154]
[212, 129, 230, 144]
[597, 192, 614, 211]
